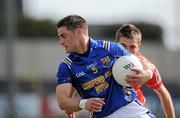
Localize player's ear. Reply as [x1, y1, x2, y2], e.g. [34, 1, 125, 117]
[138, 41, 141, 47]
[138, 38, 142, 47]
[75, 28, 83, 36]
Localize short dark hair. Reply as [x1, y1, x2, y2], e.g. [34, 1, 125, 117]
[56, 15, 88, 31]
[115, 24, 142, 42]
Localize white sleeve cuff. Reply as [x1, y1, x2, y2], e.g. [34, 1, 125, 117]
[146, 69, 153, 79]
[79, 99, 88, 109]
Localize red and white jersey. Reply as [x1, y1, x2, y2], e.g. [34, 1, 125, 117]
[133, 52, 163, 105]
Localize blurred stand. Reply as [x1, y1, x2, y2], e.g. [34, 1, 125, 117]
[0, 0, 180, 118]
[174, 0, 180, 48]
[5, 0, 17, 117]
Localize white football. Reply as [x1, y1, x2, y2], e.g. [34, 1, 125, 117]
[112, 54, 143, 87]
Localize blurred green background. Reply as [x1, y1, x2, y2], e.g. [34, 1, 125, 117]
[0, 0, 180, 118]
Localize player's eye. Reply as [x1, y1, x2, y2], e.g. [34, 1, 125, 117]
[59, 34, 67, 39]
[130, 45, 136, 50]
[120, 43, 127, 49]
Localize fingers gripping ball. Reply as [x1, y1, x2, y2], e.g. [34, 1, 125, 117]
[112, 54, 143, 87]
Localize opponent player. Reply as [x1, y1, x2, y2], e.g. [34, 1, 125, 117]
[115, 24, 175, 118]
[56, 15, 156, 118]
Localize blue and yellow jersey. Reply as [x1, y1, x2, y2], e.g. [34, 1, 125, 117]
[57, 38, 137, 118]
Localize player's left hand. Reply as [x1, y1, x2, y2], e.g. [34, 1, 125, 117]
[125, 68, 152, 86]
[85, 98, 105, 113]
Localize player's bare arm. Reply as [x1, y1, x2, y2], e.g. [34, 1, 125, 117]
[56, 83, 81, 113]
[56, 83, 105, 113]
[64, 87, 76, 118]
[153, 84, 175, 118]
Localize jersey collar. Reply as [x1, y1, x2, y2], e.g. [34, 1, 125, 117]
[71, 38, 98, 60]
[89, 38, 98, 48]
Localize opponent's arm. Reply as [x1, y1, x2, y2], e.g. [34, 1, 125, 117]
[125, 58, 153, 85]
[125, 68, 152, 85]
[153, 84, 175, 118]
[145, 67, 175, 118]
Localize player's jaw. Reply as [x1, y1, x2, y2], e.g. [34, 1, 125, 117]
[62, 45, 72, 54]
[63, 43, 77, 54]
[63, 45, 69, 53]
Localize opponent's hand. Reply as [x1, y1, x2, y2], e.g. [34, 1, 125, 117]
[85, 98, 105, 112]
[125, 68, 152, 86]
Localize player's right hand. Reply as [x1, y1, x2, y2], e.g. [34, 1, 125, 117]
[85, 98, 105, 112]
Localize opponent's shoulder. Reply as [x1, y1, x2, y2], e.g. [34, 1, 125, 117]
[136, 52, 156, 68]
[136, 52, 148, 61]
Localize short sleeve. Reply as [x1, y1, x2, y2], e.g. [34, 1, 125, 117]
[110, 42, 131, 57]
[56, 62, 72, 85]
[136, 53, 163, 89]
[145, 68, 163, 89]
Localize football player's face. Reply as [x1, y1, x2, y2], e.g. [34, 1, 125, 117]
[57, 26, 79, 53]
[118, 37, 140, 55]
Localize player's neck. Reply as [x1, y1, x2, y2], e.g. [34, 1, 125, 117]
[76, 37, 89, 54]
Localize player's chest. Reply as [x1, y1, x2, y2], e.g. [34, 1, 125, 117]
[71, 51, 115, 82]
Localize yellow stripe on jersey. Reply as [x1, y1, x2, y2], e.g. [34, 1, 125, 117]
[103, 41, 110, 50]
[63, 57, 72, 69]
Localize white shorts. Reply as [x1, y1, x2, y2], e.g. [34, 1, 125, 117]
[104, 101, 155, 118]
